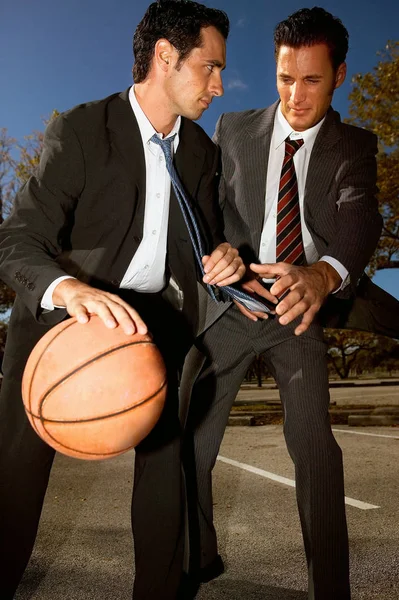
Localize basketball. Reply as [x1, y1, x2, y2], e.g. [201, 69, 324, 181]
[21, 316, 167, 460]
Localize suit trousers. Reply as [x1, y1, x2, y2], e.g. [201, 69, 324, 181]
[0, 290, 191, 600]
[184, 305, 350, 600]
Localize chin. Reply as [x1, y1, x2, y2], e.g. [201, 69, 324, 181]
[287, 116, 313, 132]
[185, 109, 205, 121]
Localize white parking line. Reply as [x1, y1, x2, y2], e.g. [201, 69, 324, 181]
[332, 428, 399, 440]
[217, 455, 380, 511]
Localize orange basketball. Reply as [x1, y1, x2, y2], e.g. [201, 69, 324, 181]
[21, 316, 167, 460]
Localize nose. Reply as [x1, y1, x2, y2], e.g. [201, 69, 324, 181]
[210, 71, 224, 98]
[290, 81, 305, 104]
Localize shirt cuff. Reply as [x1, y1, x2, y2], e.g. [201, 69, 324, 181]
[41, 276, 76, 310]
[318, 256, 350, 294]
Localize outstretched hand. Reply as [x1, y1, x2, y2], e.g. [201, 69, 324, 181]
[249, 261, 342, 335]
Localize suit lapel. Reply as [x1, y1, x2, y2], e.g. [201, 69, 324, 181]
[171, 118, 206, 245]
[304, 108, 342, 225]
[107, 89, 146, 201]
[168, 119, 204, 333]
[244, 102, 278, 252]
[167, 118, 204, 264]
[108, 99, 205, 243]
[175, 118, 206, 200]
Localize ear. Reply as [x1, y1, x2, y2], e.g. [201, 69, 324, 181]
[154, 39, 173, 73]
[334, 62, 347, 90]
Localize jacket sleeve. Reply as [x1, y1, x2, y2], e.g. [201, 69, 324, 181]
[0, 114, 85, 322]
[324, 133, 382, 297]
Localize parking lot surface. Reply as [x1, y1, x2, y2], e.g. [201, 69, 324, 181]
[15, 424, 399, 600]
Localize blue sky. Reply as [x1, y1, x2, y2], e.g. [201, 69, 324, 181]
[1, 0, 398, 299]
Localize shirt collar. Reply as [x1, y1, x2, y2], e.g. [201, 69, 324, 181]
[128, 85, 181, 149]
[274, 102, 325, 150]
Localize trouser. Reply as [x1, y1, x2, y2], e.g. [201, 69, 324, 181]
[184, 305, 350, 600]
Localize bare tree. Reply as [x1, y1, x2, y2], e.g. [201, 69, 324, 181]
[0, 128, 17, 223]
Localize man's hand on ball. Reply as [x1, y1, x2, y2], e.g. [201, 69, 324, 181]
[52, 279, 147, 335]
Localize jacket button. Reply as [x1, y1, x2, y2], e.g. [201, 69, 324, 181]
[111, 279, 120, 287]
[27, 283, 35, 291]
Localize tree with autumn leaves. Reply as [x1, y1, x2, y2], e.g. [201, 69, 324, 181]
[347, 40, 399, 272]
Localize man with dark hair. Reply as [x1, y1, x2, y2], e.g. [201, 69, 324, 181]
[133, 0, 230, 83]
[274, 6, 349, 69]
[182, 6, 398, 599]
[0, 2, 245, 599]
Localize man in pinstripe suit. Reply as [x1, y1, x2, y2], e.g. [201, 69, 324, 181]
[181, 7, 395, 599]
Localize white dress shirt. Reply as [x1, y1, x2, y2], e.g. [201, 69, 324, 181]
[259, 105, 349, 289]
[42, 86, 181, 309]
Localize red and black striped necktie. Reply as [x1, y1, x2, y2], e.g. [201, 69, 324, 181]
[276, 138, 304, 265]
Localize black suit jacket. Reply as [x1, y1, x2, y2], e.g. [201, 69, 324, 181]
[0, 89, 224, 375]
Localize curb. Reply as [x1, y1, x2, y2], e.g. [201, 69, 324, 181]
[348, 415, 399, 427]
[228, 416, 255, 426]
[228, 405, 399, 427]
[239, 379, 399, 392]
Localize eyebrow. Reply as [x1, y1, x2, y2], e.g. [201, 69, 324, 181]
[278, 72, 323, 79]
[206, 59, 226, 70]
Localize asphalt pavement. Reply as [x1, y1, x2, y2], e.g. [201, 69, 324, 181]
[14, 419, 399, 600]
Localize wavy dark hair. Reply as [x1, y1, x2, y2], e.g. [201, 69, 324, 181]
[133, 0, 229, 83]
[274, 7, 349, 70]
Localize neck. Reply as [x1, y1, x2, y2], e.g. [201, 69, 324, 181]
[134, 81, 178, 137]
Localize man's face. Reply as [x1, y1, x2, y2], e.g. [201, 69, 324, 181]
[165, 26, 226, 121]
[276, 43, 346, 131]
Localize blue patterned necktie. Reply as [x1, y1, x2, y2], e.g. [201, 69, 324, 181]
[150, 134, 273, 313]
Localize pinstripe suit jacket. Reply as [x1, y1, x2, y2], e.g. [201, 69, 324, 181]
[197, 101, 398, 339]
